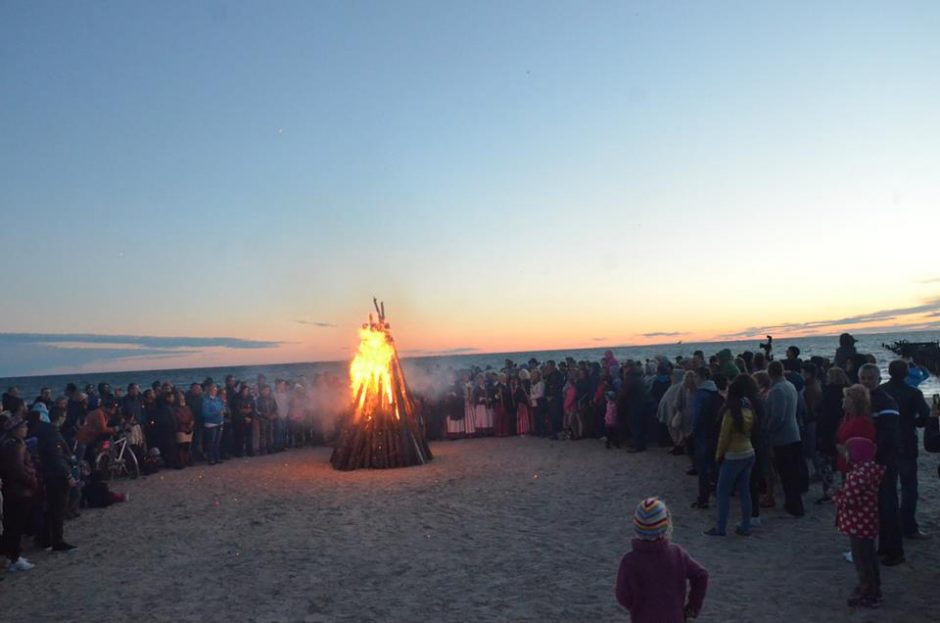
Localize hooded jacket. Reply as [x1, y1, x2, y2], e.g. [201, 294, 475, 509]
[201, 395, 225, 427]
[766, 378, 801, 447]
[692, 381, 722, 446]
[717, 349, 739, 381]
[835, 460, 886, 539]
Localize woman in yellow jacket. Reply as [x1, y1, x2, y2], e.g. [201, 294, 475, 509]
[705, 375, 757, 536]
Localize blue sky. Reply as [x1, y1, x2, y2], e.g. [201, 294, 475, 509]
[2, 1, 939, 375]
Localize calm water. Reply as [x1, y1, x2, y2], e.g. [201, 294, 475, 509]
[2, 330, 938, 401]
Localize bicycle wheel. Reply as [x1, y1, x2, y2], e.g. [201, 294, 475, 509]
[124, 447, 140, 479]
[94, 451, 113, 481]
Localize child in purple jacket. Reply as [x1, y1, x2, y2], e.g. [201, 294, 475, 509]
[616, 498, 708, 622]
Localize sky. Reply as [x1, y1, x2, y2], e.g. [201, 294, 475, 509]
[2, 1, 940, 376]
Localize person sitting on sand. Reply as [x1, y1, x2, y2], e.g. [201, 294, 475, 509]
[616, 497, 708, 622]
[833, 437, 884, 609]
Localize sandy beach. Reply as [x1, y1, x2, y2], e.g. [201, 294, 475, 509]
[4, 437, 937, 622]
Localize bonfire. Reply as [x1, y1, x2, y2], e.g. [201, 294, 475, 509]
[330, 299, 433, 470]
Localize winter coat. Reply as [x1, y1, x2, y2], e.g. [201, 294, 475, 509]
[256, 394, 278, 420]
[615, 539, 708, 623]
[692, 381, 722, 448]
[174, 406, 195, 434]
[201, 396, 225, 427]
[0, 436, 39, 498]
[818, 384, 847, 456]
[869, 388, 900, 470]
[766, 378, 801, 447]
[881, 379, 930, 454]
[36, 422, 72, 484]
[835, 460, 885, 539]
[836, 416, 876, 474]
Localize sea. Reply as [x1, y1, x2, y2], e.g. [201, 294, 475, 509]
[2, 329, 938, 401]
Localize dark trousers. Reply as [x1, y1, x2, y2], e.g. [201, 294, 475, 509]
[773, 442, 805, 517]
[221, 423, 234, 458]
[897, 451, 919, 535]
[548, 401, 563, 436]
[204, 426, 222, 464]
[750, 449, 766, 518]
[850, 537, 881, 598]
[694, 440, 715, 505]
[232, 418, 249, 456]
[45, 478, 69, 547]
[877, 465, 904, 559]
[605, 424, 621, 448]
[629, 407, 647, 451]
[191, 423, 204, 461]
[1, 495, 33, 562]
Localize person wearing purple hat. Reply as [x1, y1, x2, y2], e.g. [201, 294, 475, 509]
[0, 413, 39, 571]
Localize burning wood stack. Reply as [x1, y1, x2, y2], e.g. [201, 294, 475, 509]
[330, 299, 433, 471]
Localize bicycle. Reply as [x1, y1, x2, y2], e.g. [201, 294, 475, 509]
[94, 432, 140, 480]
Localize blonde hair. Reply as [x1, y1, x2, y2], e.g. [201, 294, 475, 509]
[682, 370, 697, 392]
[843, 384, 871, 417]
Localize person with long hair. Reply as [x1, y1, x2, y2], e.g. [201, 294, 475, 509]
[704, 375, 757, 536]
[737, 373, 769, 527]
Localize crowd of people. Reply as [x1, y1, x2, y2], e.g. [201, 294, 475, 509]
[413, 332, 938, 612]
[0, 372, 347, 575]
[1, 331, 938, 614]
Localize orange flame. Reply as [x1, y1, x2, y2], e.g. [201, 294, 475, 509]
[349, 324, 398, 421]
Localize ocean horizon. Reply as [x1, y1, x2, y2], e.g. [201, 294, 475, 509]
[2, 328, 938, 401]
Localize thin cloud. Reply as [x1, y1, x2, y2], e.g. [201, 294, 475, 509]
[295, 320, 336, 328]
[591, 337, 607, 342]
[402, 347, 481, 356]
[918, 277, 940, 284]
[0, 332, 283, 377]
[722, 297, 940, 338]
[641, 331, 689, 338]
[0, 333, 281, 349]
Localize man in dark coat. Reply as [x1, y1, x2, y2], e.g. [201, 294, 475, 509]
[880, 360, 931, 540]
[859, 363, 905, 566]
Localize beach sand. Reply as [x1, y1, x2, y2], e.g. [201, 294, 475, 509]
[5, 437, 937, 622]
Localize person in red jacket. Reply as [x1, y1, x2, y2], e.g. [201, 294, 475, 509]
[833, 437, 886, 609]
[616, 497, 708, 622]
[836, 385, 876, 474]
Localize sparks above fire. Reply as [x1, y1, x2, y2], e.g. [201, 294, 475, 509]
[330, 299, 433, 471]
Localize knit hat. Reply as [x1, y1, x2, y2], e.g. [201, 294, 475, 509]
[633, 497, 671, 541]
[845, 437, 876, 465]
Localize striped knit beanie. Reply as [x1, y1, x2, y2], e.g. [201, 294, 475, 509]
[633, 497, 671, 541]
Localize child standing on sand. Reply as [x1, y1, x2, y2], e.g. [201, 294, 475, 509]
[833, 437, 885, 609]
[604, 392, 620, 449]
[616, 498, 708, 622]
